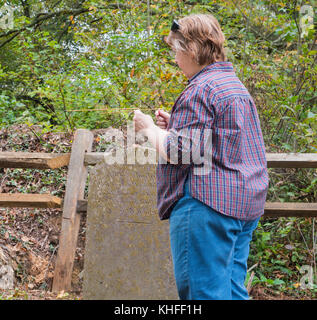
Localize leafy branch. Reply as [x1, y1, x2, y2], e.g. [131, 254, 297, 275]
[0, 7, 91, 48]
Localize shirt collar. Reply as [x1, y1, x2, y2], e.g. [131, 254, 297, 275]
[188, 61, 234, 84]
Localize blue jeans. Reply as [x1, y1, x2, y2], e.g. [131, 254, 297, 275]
[169, 180, 260, 300]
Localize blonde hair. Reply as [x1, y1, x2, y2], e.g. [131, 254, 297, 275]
[165, 14, 226, 65]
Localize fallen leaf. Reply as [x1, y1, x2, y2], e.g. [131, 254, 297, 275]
[56, 291, 69, 299]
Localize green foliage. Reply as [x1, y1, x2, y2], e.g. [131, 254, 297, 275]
[0, 0, 315, 148]
[248, 217, 317, 297]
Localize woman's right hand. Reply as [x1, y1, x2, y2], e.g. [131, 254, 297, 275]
[155, 109, 170, 130]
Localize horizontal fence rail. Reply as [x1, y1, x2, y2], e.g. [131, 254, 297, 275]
[75, 200, 317, 217]
[266, 153, 317, 168]
[84, 152, 317, 168]
[0, 193, 62, 208]
[1, 152, 317, 169]
[0, 152, 70, 169]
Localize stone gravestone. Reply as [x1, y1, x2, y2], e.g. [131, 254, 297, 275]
[83, 159, 178, 300]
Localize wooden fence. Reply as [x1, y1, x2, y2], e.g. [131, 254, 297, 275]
[0, 128, 317, 292]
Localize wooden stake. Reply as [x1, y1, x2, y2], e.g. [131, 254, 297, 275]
[52, 129, 93, 293]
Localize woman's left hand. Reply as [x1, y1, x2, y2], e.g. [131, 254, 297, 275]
[133, 110, 154, 133]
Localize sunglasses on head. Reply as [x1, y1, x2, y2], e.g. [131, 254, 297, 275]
[171, 20, 180, 32]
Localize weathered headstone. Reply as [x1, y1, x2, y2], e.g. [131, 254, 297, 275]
[83, 159, 178, 300]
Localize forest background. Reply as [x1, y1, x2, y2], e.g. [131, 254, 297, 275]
[0, 0, 316, 299]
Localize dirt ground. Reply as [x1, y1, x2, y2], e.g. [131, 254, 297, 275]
[0, 207, 85, 300]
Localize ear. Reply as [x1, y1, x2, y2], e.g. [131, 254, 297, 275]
[188, 52, 200, 65]
[187, 43, 199, 64]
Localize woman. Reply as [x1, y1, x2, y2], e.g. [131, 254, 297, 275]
[133, 14, 269, 300]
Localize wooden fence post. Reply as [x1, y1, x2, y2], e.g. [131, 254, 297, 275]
[52, 129, 93, 292]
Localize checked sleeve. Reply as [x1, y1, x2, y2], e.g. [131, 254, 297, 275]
[162, 85, 214, 169]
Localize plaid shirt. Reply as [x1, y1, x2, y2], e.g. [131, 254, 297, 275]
[156, 61, 269, 221]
